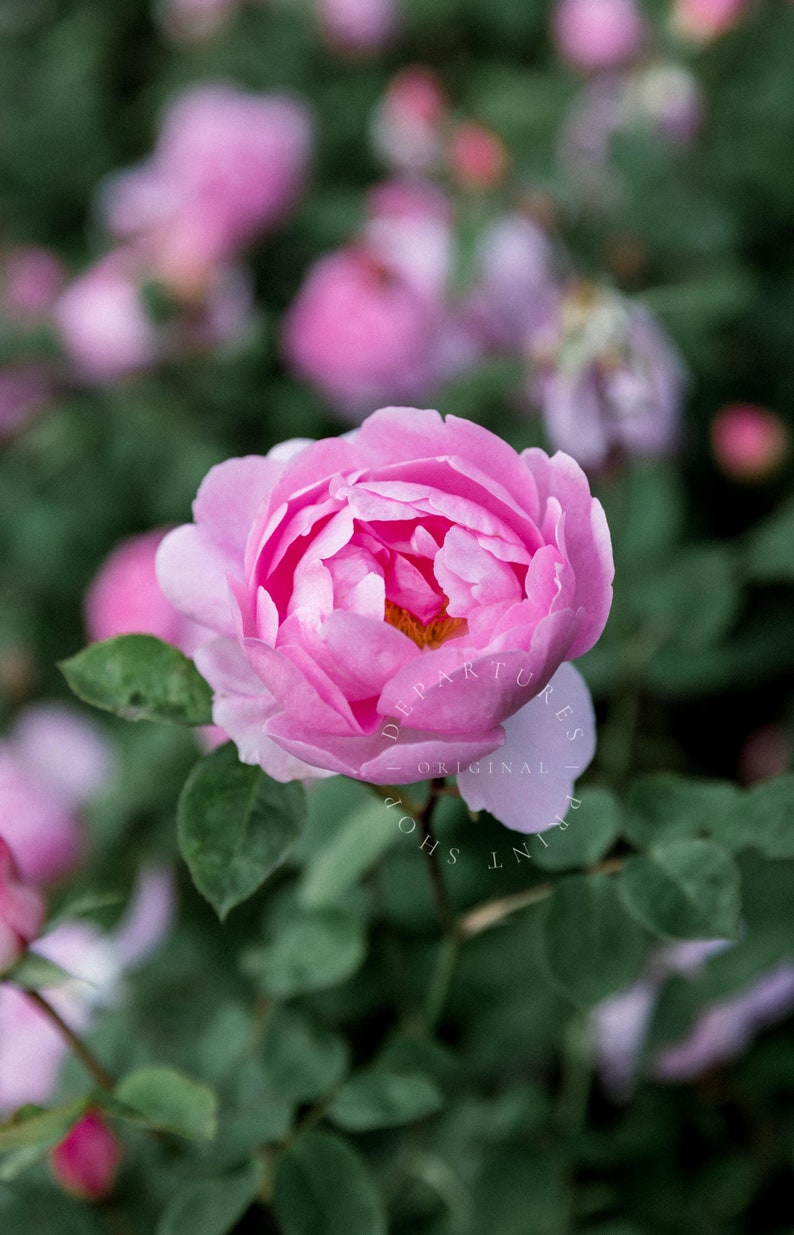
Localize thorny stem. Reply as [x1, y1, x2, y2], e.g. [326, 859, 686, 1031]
[24, 989, 115, 1093]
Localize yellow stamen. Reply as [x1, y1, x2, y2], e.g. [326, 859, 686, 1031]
[384, 599, 466, 650]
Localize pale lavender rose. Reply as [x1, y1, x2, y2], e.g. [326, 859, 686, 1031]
[1, 246, 66, 323]
[592, 939, 730, 1099]
[0, 868, 173, 1115]
[463, 214, 558, 352]
[623, 63, 703, 146]
[0, 838, 46, 974]
[530, 284, 686, 470]
[54, 253, 158, 383]
[552, 0, 646, 72]
[654, 963, 794, 1082]
[0, 704, 112, 886]
[317, 0, 399, 54]
[102, 85, 312, 296]
[156, 407, 613, 831]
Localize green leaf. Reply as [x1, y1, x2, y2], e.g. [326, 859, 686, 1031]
[263, 1007, 349, 1103]
[633, 545, 740, 652]
[4, 953, 74, 990]
[241, 908, 365, 998]
[114, 1067, 217, 1141]
[728, 775, 794, 858]
[274, 1131, 386, 1235]
[299, 799, 399, 908]
[177, 742, 305, 920]
[623, 775, 742, 849]
[156, 1161, 264, 1235]
[536, 874, 644, 1007]
[329, 1069, 443, 1132]
[744, 498, 794, 582]
[0, 1099, 87, 1154]
[60, 634, 213, 726]
[619, 840, 741, 940]
[534, 788, 622, 872]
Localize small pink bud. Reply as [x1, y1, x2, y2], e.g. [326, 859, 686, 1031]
[49, 1111, 122, 1202]
[1, 246, 66, 323]
[448, 122, 509, 191]
[0, 837, 46, 973]
[371, 67, 448, 173]
[553, 0, 646, 72]
[711, 403, 789, 482]
[318, 0, 399, 54]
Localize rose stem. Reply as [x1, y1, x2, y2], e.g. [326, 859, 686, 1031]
[457, 856, 625, 939]
[24, 989, 115, 1093]
[417, 779, 457, 935]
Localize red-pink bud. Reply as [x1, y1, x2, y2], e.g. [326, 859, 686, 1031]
[711, 402, 789, 482]
[448, 122, 509, 191]
[49, 1111, 122, 1202]
[0, 837, 46, 973]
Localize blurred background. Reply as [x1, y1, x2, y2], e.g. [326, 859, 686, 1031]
[1, 0, 794, 1230]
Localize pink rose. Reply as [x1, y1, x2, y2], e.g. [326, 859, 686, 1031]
[102, 85, 312, 296]
[54, 253, 158, 383]
[317, 0, 399, 54]
[552, 0, 646, 72]
[0, 838, 46, 973]
[85, 527, 211, 655]
[157, 407, 613, 831]
[0, 704, 112, 886]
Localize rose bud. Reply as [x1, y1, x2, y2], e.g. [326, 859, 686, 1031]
[670, 0, 748, 43]
[447, 122, 509, 192]
[156, 407, 613, 832]
[710, 402, 789, 482]
[54, 253, 158, 383]
[49, 1111, 122, 1201]
[552, 0, 646, 73]
[370, 67, 448, 175]
[0, 246, 66, 323]
[0, 837, 46, 973]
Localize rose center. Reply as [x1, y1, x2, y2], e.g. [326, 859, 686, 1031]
[384, 599, 466, 650]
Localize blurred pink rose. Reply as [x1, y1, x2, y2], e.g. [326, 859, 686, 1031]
[671, 0, 748, 41]
[54, 253, 158, 383]
[283, 247, 455, 415]
[0, 704, 112, 886]
[553, 0, 646, 72]
[157, 407, 612, 831]
[85, 527, 213, 655]
[1, 246, 66, 323]
[530, 284, 686, 470]
[0, 838, 46, 973]
[0, 868, 173, 1114]
[49, 1111, 123, 1202]
[102, 85, 312, 296]
[318, 0, 399, 54]
[371, 67, 448, 174]
[738, 725, 790, 785]
[710, 402, 789, 482]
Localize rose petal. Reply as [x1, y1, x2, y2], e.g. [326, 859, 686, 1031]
[457, 662, 596, 832]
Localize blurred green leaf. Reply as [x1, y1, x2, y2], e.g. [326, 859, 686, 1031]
[177, 742, 305, 920]
[60, 635, 213, 727]
[274, 1130, 386, 1235]
[263, 1006, 350, 1104]
[536, 874, 644, 1007]
[744, 499, 794, 581]
[618, 840, 741, 940]
[299, 798, 398, 908]
[623, 775, 742, 849]
[114, 1067, 217, 1141]
[156, 1161, 264, 1235]
[329, 1069, 443, 1132]
[241, 908, 366, 998]
[534, 787, 622, 871]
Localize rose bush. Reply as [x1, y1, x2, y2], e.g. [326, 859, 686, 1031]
[157, 406, 613, 831]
